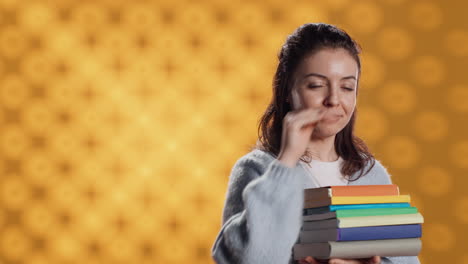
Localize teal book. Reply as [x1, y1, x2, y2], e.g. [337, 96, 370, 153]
[303, 207, 418, 221]
[304, 203, 411, 215]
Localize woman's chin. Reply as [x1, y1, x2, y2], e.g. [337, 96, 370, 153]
[311, 127, 339, 139]
[314, 122, 348, 137]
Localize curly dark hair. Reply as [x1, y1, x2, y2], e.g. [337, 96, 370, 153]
[254, 23, 375, 181]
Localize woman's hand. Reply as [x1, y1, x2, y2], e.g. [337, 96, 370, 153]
[328, 256, 381, 264]
[298, 256, 326, 264]
[298, 256, 381, 264]
[277, 107, 325, 168]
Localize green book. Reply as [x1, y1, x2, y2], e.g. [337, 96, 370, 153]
[337, 207, 418, 217]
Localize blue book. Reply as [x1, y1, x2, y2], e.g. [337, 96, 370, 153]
[304, 203, 411, 215]
[300, 224, 422, 243]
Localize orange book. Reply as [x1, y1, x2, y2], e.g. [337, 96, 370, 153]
[331, 185, 399, 196]
[304, 185, 400, 201]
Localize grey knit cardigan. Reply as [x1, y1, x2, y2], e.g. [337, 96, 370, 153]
[212, 149, 421, 264]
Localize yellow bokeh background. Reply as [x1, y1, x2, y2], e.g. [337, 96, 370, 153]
[0, 0, 467, 263]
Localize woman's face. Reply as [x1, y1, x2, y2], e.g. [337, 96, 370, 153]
[290, 48, 359, 139]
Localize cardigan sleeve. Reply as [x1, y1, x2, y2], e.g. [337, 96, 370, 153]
[211, 154, 306, 264]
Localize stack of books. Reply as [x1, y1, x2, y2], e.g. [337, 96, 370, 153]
[293, 184, 423, 260]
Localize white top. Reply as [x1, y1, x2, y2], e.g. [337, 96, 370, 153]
[299, 156, 348, 189]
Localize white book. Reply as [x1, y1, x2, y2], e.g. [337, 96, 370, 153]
[293, 238, 422, 260]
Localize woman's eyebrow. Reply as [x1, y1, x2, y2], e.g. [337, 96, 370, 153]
[302, 73, 356, 80]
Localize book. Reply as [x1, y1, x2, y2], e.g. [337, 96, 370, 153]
[299, 224, 422, 243]
[302, 213, 424, 230]
[304, 195, 411, 209]
[304, 185, 400, 200]
[303, 203, 411, 215]
[303, 207, 418, 221]
[293, 238, 422, 260]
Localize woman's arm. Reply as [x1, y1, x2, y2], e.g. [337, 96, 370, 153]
[211, 154, 305, 264]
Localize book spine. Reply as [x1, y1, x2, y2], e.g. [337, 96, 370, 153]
[338, 224, 422, 241]
[338, 213, 424, 228]
[331, 184, 399, 196]
[293, 238, 422, 259]
[331, 195, 411, 205]
[328, 238, 422, 258]
[329, 203, 411, 211]
[304, 203, 411, 215]
[336, 207, 418, 218]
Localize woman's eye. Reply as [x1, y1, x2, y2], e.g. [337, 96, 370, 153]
[308, 85, 323, 89]
[343, 87, 354, 91]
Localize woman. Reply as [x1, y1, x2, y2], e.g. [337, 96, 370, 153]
[211, 23, 420, 264]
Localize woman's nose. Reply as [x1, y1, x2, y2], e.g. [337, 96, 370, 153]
[323, 88, 339, 107]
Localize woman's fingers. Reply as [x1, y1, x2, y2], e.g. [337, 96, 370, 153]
[295, 107, 326, 121]
[328, 258, 359, 264]
[370, 256, 381, 264]
[298, 256, 322, 264]
[277, 107, 327, 166]
[328, 256, 382, 264]
[305, 256, 320, 264]
[285, 108, 322, 124]
[286, 108, 326, 129]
